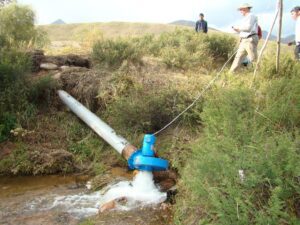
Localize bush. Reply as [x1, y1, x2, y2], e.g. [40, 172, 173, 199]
[206, 33, 237, 60]
[92, 29, 236, 71]
[0, 49, 32, 132]
[0, 143, 32, 175]
[29, 75, 58, 107]
[92, 38, 143, 68]
[158, 30, 235, 70]
[131, 34, 159, 56]
[104, 83, 203, 134]
[0, 49, 56, 142]
[259, 75, 300, 131]
[174, 85, 300, 224]
[0, 3, 48, 48]
[260, 54, 300, 79]
[0, 3, 52, 143]
[0, 112, 16, 142]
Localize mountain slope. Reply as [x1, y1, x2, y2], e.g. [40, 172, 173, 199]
[51, 19, 66, 25]
[40, 22, 188, 41]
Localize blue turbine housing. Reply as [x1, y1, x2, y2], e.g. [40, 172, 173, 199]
[128, 134, 169, 172]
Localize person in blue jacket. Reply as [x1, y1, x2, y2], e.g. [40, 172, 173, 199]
[195, 13, 208, 33]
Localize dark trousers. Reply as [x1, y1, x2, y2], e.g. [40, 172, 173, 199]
[295, 45, 300, 60]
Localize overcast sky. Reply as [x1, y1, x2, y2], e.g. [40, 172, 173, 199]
[18, 0, 299, 36]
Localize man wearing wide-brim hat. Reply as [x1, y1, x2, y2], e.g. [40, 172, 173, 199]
[288, 6, 300, 60]
[230, 3, 259, 72]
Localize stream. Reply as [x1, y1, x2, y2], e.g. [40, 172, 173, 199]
[0, 168, 172, 225]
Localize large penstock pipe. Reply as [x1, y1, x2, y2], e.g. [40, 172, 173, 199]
[58, 90, 136, 157]
[58, 90, 168, 171]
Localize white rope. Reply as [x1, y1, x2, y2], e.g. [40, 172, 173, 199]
[152, 49, 238, 136]
[250, 6, 280, 88]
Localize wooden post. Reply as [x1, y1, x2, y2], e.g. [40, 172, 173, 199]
[276, 0, 283, 73]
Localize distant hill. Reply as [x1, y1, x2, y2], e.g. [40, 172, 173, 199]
[170, 20, 195, 28]
[171, 21, 294, 44]
[261, 31, 294, 44]
[51, 19, 66, 25]
[261, 31, 277, 41]
[170, 20, 218, 32]
[40, 22, 187, 42]
[282, 34, 295, 44]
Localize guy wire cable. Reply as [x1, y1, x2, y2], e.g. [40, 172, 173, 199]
[152, 48, 239, 136]
[251, 4, 280, 88]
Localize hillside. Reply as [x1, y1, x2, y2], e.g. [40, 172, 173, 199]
[170, 20, 195, 27]
[171, 20, 294, 44]
[40, 22, 189, 42]
[170, 20, 218, 32]
[51, 19, 66, 25]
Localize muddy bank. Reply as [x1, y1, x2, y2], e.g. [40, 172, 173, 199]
[29, 50, 90, 72]
[91, 207, 172, 225]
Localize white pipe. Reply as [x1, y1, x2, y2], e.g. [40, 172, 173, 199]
[58, 90, 128, 154]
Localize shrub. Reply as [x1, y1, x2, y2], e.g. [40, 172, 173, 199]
[161, 47, 193, 70]
[0, 143, 32, 175]
[92, 29, 236, 71]
[0, 3, 52, 143]
[158, 30, 235, 70]
[260, 54, 300, 79]
[29, 75, 58, 107]
[0, 48, 32, 130]
[0, 3, 48, 48]
[131, 34, 159, 56]
[205, 33, 237, 60]
[92, 38, 143, 68]
[104, 84, 203, 134]
[0, 112, 16, 142]
[174, 85, 300, 224]
[0, 49, 56, 142]
[258, 75, 300, 131]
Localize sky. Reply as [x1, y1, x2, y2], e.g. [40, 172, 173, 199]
[18, 0, 299, 36]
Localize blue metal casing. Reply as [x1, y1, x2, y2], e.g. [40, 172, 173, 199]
[128, 134, 169, 172]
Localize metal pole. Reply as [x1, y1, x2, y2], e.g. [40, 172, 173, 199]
[276, 0, 283, 73]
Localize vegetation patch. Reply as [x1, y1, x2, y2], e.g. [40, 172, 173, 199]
[174, 59, 300, 224]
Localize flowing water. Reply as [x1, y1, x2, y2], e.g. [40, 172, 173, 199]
[0, 169, 170, 225]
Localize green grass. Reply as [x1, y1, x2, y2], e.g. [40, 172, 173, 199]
[173, 56, 300, 225]
[0, 143, 32, 175]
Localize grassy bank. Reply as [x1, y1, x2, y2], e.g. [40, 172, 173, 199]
[174, 58, 300, 224]
[0, 4, 299, 223]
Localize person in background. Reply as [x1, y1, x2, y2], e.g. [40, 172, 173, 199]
[288, 6, 300, 61]
[195, 13, 208, 33]
[230, 3, 259, 72]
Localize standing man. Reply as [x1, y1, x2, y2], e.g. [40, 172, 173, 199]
[230, 3, 259, 73]
[288, 6, 300, 61]
[195, 13, 208, 33]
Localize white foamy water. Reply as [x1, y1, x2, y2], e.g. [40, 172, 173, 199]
[27, 171, 166, 219]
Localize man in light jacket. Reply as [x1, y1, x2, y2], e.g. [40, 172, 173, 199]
[288, 6, 300, 60]
[230, 3, 259, 72]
